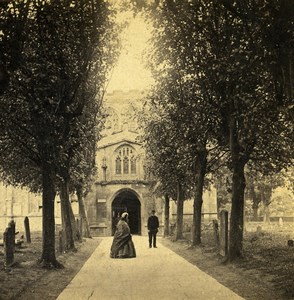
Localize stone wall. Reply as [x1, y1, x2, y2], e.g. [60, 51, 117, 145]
[84, 181, 162, 236]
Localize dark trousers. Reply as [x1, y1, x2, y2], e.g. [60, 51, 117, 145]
[148, 231, 157, 247]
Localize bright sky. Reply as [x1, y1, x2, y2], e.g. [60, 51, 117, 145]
[106, 11, 154, 93]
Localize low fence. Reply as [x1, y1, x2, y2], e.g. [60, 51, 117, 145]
[247, 216, 294, 223]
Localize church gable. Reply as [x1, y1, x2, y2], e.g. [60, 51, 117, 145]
[96, 90, 146, 183]
[96, 140, 145, 183]
[97, 135, 141, 150]
[84, 90, 159, 237]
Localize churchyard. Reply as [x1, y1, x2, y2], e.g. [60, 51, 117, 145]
[0, 216, 100, 300]
[0, 216, 293, 300]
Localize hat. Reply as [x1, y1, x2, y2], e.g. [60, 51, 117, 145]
[121, 212, 128, 219]
[151, 209, 155, 213]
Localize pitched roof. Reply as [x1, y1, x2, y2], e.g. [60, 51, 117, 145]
[97, 131, 142, 149]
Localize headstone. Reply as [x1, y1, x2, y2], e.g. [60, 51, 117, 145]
[219, 210, 228, 257]
[24, 216, 31, 243]
[3, 226, 14, 267]
[8, 219, 15, 234]
[212, 220, 220, 247]
[8, 219, 15, 253]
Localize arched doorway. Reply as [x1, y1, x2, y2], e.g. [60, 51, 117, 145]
[111, 189, 141, 235]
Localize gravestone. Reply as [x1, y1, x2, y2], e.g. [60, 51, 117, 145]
[8, 219, 16, 253]
[212, 220, 220, 247]
[3, 226, 14, 267]
[219, 210, 228, 257]
[24, 216, 31, 243]
[8, 219, 15, 234]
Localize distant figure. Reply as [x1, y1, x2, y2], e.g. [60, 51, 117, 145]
[110, 212, 136, 258]
[147, 209, 159, 248]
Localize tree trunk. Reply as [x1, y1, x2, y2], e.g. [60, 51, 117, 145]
[264, 185, 272, 223]
[60, 179, 75, 251]
[175, 182, 184, 240]
[216, 190, 222, 220]
[262, 187, 272, 224]
[163, 193, 170, 238]
[229, 161, 246, 261]
[263, 203, 270, 223]
[252, 205, 259, 221]
[68, 199, 79, 241]
[40, 163, 62, 268]
[228, 116, 247, 261]
[250, 185, 259, 221]
[192, 152, 207, 246]
[76, 185, 91, 238]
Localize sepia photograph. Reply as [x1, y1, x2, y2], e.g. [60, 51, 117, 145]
[0, 0, 293, 299]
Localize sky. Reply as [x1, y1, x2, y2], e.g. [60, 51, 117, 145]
[106, 11, 154, 93]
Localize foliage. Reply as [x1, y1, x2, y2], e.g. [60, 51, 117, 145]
[138, 93, 194, 200]
[0, 0, 119, 191]
[0, 0, 119, 265]
[137, 0, 293, 258]
[245, 168, 294, 220]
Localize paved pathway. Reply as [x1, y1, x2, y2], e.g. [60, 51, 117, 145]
[57, 236, 244, 300]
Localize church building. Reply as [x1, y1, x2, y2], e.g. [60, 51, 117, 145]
[84, 90, 163, 237]
[0, 89, 219, 237]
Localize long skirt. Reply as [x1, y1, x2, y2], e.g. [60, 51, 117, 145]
[110, 239, 136, 259]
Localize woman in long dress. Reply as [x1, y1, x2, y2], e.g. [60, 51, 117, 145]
[110, 212, 136, 258]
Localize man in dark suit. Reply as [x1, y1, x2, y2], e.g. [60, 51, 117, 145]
[147, 209, 159, 248]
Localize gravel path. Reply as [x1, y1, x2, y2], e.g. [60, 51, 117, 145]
[57, 236, 244, 300]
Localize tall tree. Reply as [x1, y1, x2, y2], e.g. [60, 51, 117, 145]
[0, 0, 118, 267]
[139, 0, 293, 260]
[139, 94, 194, 240]
[141, 1, 224, 246]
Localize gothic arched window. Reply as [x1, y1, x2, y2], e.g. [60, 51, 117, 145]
[123, 157, 129, 174]
[130, 156, 136, 174]
[115, 157, 122, 174]
[114, 145, 137, 175]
